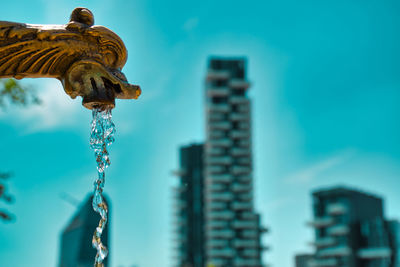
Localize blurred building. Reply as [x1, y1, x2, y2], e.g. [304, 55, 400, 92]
[204, 57, 266, 267]
[307, 186, 400, 267]
[295, 254, 313, 267]
[59, 194, 110, 267]
[387, 220, 400, 267]
[173, 144, 206, 267]
[173, 58, 267, 267]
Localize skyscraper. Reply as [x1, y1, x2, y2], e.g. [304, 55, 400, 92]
[204, 58, 265, 267]
[173, 57, 266, 267]
[59, 194, 110, 267]
[173, 144, 205, 267]
[308, 186, 398, 267]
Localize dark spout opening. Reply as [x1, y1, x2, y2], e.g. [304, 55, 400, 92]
[102, 77, 122, 95]
[82, 77, 117, 110]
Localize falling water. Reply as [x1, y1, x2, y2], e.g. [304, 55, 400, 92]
[90, 108, 116, 267]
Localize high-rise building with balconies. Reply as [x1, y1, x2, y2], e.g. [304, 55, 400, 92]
[173, 57, 266, 267]
[204, 57, 265, 267]
[308, 186, 398, 267]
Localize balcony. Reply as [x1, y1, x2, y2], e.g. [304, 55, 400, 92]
[242, 249, 259, 258]
[208, 138, 232, 148]
[206, 70, 230, 80]
[208, 113, 226, 122]
[309, 258, 337, 267]
[208, 202, 226, 211]
[208, 174, 232, 183]
[317, 246, 351, 258]
[206, 192, 233, 202]
[206, 156, 232, 165]
[237, 158, 251, 165]
[208, 121, 231, 130]
[206, 165, 225, 174]
[238, 139, 251, 146]
[208, 248, 235, 258]
[233, 239, 259, 248]
[231, 165, 251, 175]
[209, 183, 226, 192]
[358, 247, 391, 259]
[206, 220, 228, 229]
[327, 224, 349, 236]
[242, 230, 259, 239]
[232, 219, 257, 229]
[233, 258, 261, 266]
[238, 104, 250, 113]
[231, 147, 251, 156]
[326, 203, 348, 215]
[207, 211, 235, 220]
[229, 96, 248, 104]
[232, 183, 252, 193]
[206, 146, 225, 156]
[207, 86, 230, 97]
[230, 113, 249, 121]
[238, 193, 253, 201]
[311, 237, 336, 248]
[238, 122, 250, 130]
[207, 229, 235, 239]
[240, 212, 257, 220]
[237, 175, 252, 183]
[230, 130, 250, 139]
[232, 201, 252, 211]
[307, 217, 334, 228]
[207, 239, 228, 248]
[207, 103, 230, 113]
[229, 79, 250, 89]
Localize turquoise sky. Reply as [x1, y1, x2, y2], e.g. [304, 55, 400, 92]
[1, 0, 400, 266]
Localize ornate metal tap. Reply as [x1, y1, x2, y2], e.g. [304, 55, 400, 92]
[0, 7, 141, 109]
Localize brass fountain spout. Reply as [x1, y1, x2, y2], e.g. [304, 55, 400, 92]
[0, 7, 141, 110]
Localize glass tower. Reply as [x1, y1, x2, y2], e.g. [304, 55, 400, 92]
[173, 144, 205, 267]
[59, 195, 110, 267]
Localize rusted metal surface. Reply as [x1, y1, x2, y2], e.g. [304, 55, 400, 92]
[0, 7, 141, 109]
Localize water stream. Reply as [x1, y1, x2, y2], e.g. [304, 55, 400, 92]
[90, 108, 116, 266]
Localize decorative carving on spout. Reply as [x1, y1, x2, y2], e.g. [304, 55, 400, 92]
[0, 7, 141, 109]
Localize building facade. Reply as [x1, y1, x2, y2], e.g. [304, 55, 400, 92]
[204, 58, 265, 267]
[387, 220, 400, 266]
[173, 144, 205, 267]
[295, 254, 313, 267]
[59, 195, 110, 267]
[308, 186, 398, 267]
[173, 58, 266, 267]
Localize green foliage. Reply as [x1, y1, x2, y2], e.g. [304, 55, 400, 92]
[0, 79, 38, 222]
[0, 172, 13, 222]
[0, 78, 41, 108]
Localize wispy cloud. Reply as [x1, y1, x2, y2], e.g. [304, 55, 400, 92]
[0, 79, 82, 133]
[285, 149, 356, 184]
